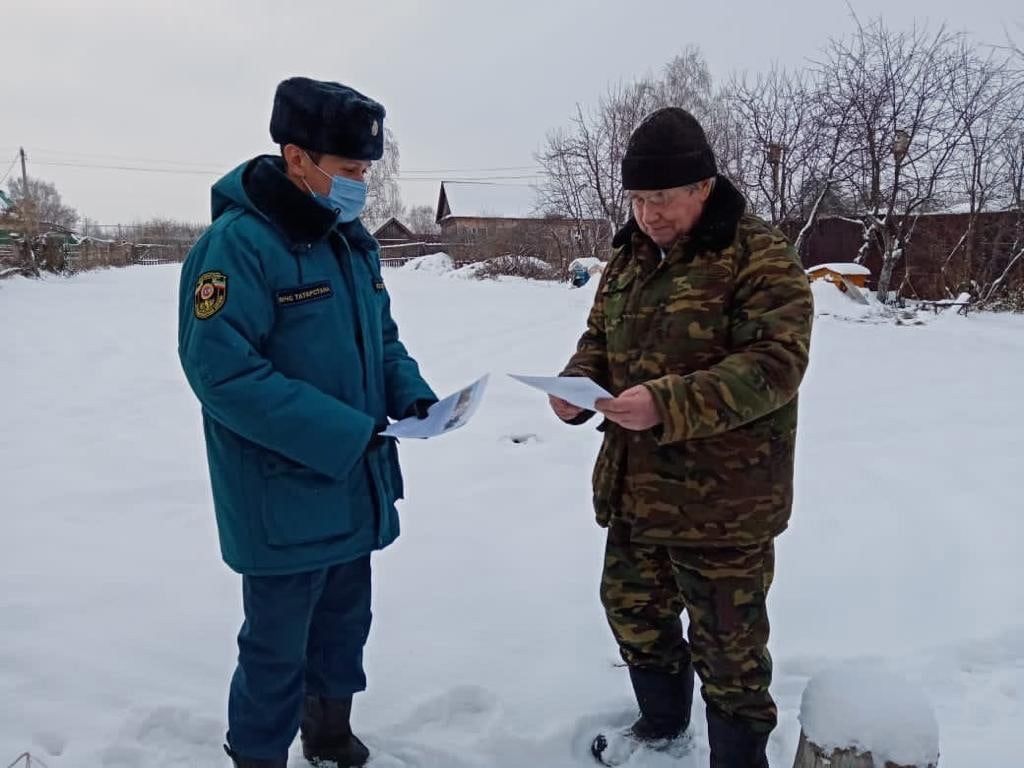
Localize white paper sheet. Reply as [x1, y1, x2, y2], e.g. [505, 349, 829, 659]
[507, 374, 612, 411]
[381, 375, 489, 439]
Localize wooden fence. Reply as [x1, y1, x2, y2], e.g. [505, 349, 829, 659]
[0, 238, 190, 279]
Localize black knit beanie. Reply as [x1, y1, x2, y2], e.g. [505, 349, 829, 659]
[621, 107, 717, 190]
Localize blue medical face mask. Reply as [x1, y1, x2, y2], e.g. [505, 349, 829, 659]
[304, 153, 368, 223]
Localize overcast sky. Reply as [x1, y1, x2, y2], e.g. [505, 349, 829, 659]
[2, 0, 1020, 225]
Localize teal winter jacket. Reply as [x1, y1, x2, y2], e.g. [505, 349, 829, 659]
[178, 156, 434, 575]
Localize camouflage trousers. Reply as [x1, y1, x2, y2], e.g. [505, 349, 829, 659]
[600, 524, 777, 732]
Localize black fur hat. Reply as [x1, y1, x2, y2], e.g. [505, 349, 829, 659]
[270, 77, 385, 161]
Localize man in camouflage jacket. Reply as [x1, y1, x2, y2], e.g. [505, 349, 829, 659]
[552, 108, 813, 768]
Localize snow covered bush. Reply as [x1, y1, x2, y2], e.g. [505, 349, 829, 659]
[475, 254, 559, 281]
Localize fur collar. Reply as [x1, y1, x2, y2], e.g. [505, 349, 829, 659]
[241, 155, 378, 253]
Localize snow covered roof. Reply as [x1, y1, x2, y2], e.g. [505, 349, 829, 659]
[435, 181, 539, 221]
[807, 262, 871, 276]
[372, 216, 415, 240]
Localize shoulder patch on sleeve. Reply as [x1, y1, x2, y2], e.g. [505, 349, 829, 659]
[194, 271, 228, 320]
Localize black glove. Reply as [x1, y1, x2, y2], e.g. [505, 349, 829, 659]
[405, 398, 436, 420]
[367, 423, 394, 450]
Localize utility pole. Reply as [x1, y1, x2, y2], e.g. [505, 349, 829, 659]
[19, 147, 34, 237]
[18, 147, 37, 269]
[19, 147, 28, 192]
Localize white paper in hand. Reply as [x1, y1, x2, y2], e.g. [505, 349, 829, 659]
[508, 374, 612, 411]
[382, 375, 489, 439]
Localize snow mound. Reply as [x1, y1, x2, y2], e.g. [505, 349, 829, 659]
[401, 252, 454, 275]
[800, 661, 939, 767]
[449, 262, 487, 279]
[811, 280, 881, 321]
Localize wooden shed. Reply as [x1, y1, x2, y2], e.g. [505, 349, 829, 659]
[372, 217, 416, 245]
[806, 262, 871, 288]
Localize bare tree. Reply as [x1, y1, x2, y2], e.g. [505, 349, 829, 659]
[702, 91, 760, 205]
[821, 18, 970, 302]
[535, 126, 607, 259]
[125, 218, 207, 245]
[7, 176, 79, 231]
[725, 68, 823, 224]
[405, 204, 440, 236]
[1005, 130, 1024, 213]
[939, 43, 1023, 295]
[539, 48, 747, 242]
[537, 77, 662, 232]
[363, 127, 404, 230]
[536, 28, 1024, 306]
[657, 46, 714, 118]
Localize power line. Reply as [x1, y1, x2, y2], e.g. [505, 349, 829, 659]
[401, 173, 541, 180]
[402, 164, 541, 173]
[0, 154, 18, 186]
[19, 146, 544, 175]
[402, 175, 541, 183]
[405, 178, 539, 187]
[27, 147, 228, 169]
[30, 158, 542, 185]
[33, 159, 221, 176]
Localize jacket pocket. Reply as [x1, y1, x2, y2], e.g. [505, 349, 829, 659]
[260, 456, 359, 547]
[592, 428, 627, 527]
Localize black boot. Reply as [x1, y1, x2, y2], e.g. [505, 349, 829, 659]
[300, 695, 370, 768]
[223, 744, 286, 768]
[627, 664, 694, 738]
[591, 664, 694, 765]
[707, 709, 770, 768]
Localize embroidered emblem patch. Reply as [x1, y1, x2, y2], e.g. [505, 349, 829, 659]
[194, 271, 228, 320]
[275, 281, 334, 308]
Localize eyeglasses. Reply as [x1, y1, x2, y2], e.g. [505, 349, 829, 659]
[627, 185, 700, 207]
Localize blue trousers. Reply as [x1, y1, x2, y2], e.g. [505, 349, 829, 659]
[227, 556, 372, 761]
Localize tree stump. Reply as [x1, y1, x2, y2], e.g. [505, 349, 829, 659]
[793, 730, 937, 768]
[794, 662, 939, 768]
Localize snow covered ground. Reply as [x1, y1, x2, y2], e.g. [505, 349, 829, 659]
[1, 266, 1022, 767]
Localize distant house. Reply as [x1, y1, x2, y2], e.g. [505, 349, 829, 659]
[372, 217, 416, 245]
[434, 181, 610, 266]
[434, 181, 542, 238]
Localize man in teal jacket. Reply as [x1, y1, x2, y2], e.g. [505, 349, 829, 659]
[178, 77, 435, 768]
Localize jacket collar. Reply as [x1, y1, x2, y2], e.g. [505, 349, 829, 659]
[241, 155, 380, 254]
[242, 155, 338, 246]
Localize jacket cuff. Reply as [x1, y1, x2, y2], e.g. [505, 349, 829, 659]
[644, 377, 687, 445]
[563, 409, 595, 426]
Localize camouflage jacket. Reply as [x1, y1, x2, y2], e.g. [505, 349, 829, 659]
[561, 177, 813, 546]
